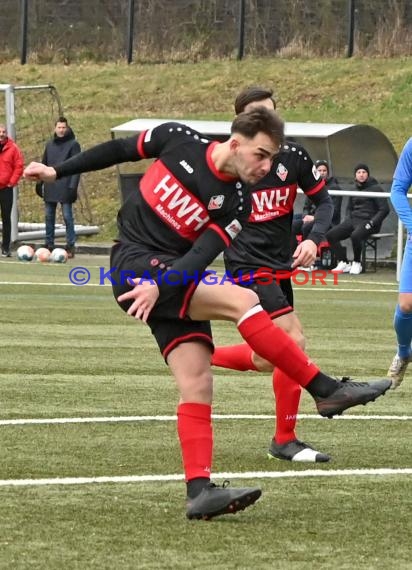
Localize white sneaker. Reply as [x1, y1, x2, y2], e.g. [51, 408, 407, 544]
[349, 261, 363, 275]
[331, 261, 351, 273]
[387, 353, 412, 389]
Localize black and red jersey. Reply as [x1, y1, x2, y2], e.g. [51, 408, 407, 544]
[56, 122, 250, 277]
[224, 142, 327, 274]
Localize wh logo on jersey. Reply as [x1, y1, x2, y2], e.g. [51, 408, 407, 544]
[208, 195, 225, 210]
[276, 163, 288, 182]
[152, 175, 208, 229]
[252, 188, 290, 212]
[140, 161, 210, 241]
[249, 185, 296, 223]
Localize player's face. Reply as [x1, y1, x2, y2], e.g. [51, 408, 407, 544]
[242, 98, 275, 113]
[234, 132, 278, 184]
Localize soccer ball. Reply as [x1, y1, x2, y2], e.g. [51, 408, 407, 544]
[50, 248, 68, 264]
[17, 245, 35, 262]
[34, 247, 51, 263]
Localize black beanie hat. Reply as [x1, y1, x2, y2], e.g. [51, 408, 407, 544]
[354, 163, 370, 176]
[315, 159, 329, 169]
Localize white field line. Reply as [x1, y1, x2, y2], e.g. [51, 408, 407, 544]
[0, 278, 398, 292]
[294, 284, 398, 293]
[1, 413, 411, 426]
[0, 468, 411, 488]
[0, 281, 109, 287]
[0, 260, 106, 268]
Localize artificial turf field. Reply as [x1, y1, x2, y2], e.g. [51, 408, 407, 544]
[0, 254, 411, 569]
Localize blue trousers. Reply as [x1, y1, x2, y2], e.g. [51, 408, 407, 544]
[45, 202, 75, 248]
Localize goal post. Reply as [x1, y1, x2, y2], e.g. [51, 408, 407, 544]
[0, 84, 15, 137]
[0, 83, 63, 242]
[0, 84, 18, 242]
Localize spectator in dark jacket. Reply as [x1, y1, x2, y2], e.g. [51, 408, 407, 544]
[314, 160, 342, 227]
[0, 124, 24, 256]
[292, 159, 341, 246]
[37, 117, 81, 257]
[327, 163, 390, 275]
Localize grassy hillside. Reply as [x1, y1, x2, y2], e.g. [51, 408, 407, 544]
[2, 57, 412, 240]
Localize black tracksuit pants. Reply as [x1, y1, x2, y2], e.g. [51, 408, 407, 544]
[326, 218, 376, 263]
[0, 186, 13, 251]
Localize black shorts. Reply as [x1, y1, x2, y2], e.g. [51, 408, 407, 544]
[110, 243, 213, 360]
[238, 276, 294, 318]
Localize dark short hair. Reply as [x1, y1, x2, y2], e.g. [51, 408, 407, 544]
[231, 107, 284, 148]
[234, 86, 276, 114]
[315, 159, 329, 171]
[55, 116, 68, 125]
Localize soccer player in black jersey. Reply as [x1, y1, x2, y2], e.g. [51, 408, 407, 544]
[212, 86, 344, 463]
[24, 107, 391, 520]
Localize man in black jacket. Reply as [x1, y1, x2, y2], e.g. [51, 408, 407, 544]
[37, 117, 81, 258]
[327, 163, 390, 275]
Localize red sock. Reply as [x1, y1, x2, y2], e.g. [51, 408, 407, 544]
[237, 308, 319, 386]
[177, 402, 213, 482]
[273, 369, 302, 444]
[211, 343, 257, 371]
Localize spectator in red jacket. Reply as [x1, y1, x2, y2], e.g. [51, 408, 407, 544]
[0, 124, 24, 256]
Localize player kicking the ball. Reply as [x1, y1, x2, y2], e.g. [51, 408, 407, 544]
[24, 107, 391, 520]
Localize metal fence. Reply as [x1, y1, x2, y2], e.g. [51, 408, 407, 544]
[1, 0, 412, 63]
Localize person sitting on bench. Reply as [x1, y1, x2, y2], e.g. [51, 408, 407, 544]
[327, 163, 390, 275]
[291, 159, 341, 270]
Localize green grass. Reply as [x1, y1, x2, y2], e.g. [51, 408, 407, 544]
[1, 58, 412, 239]
[0, 256, 411, 569]
[1, 479, 411, 570]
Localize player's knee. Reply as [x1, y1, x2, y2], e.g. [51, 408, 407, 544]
[239, 286, 260, 308]
[178, 369, 213, 403]
[168, 343, 213, 403]
[230, 287, 260, 319]
[194, 369, 214, 394]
